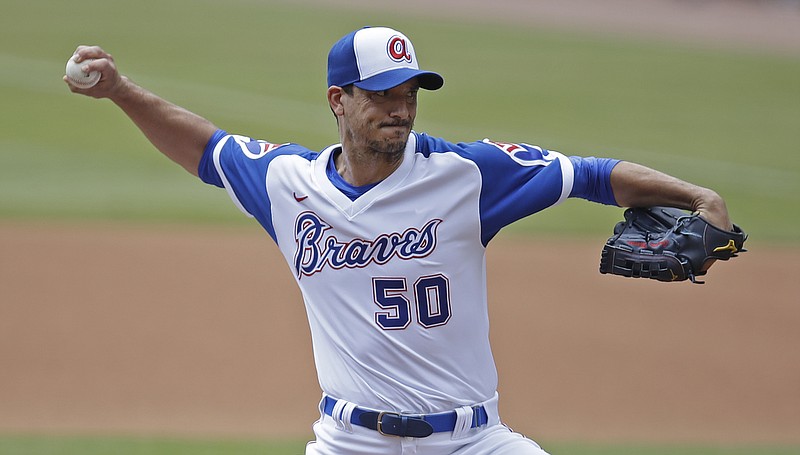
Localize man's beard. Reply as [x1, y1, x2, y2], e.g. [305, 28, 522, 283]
[368, 120, 412, 156]
[368, 136, 407, 156]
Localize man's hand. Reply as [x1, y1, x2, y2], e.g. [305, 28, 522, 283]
[63, 46, 125, 100]
[690, 188, 732, 231]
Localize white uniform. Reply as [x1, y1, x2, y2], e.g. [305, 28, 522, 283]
[199, 129, 619, 454]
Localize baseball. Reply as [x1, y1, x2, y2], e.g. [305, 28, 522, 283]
[65, 55, 100, 89]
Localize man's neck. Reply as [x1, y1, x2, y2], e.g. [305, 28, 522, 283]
[334, 145, 405, 187]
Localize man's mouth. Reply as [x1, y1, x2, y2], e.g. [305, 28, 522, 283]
[380, 121, 411, 129]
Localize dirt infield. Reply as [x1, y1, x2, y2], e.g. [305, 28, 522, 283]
[1, 221, 798, 444]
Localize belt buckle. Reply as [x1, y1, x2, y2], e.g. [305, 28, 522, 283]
[376, 411, 401, 436]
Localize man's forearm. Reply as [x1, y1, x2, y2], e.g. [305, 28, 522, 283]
[610, 161, 732, 230]
[110, 76, 218, 176]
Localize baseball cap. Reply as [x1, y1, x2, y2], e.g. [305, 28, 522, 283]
[327, 27, 444, 91]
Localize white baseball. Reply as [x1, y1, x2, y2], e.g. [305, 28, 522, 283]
[65, 55, 101, 89]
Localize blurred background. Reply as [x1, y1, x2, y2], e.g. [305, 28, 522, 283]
[1, 0, 798, 454]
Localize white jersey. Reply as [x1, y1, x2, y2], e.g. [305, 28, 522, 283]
[199, 130, 618, 414]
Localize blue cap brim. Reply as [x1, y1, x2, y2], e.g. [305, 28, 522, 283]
[353, 68, 444, 92]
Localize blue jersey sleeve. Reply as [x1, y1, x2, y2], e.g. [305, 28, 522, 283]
[474, 141, 578, 243]
[568, 156, 620, 206]
[198, 129, 228, 188]
[197, 130, 309, 241]
[416, 134, 620, 244]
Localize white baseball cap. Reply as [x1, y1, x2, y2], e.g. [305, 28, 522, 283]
[327, 27, 444, 91]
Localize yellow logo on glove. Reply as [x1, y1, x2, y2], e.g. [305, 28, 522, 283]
[713, 240, 739, 254]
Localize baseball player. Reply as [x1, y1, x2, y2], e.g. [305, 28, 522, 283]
[65, 26, 734, 454]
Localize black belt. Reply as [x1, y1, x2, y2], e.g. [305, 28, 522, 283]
[322, 396, 489, 438]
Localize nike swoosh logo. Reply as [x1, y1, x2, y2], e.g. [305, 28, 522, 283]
[293, 192, 308, 202]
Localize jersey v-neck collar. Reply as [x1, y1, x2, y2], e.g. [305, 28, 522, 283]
[325, 153, 379, 201]
[313, 133, 418, 219]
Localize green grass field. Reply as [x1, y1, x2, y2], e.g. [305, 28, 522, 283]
[1, 435, 798, 455]
[1, 0, 799, 241]
[1, 0, 799, 453]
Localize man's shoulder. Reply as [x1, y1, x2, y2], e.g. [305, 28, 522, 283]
[413, 132, 487, 157]
[414, 132, 525, 165]
[212, 131, 323, 162]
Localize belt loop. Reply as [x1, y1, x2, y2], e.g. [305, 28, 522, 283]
[330, 398, 357, 433]
[472, 404, 489, 427]
[341, 401, 357, 433]
[451, 405, 474, 440]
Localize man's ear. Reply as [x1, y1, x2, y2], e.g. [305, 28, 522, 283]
[327, 86, 345, 116]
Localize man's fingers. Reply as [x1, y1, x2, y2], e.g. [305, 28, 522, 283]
[72, 45, 114, 64]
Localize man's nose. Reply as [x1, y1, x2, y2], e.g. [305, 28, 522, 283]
[389, 98, 411, 119]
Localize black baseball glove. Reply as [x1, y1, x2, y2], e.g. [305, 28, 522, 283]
[599, 206, 747, 284]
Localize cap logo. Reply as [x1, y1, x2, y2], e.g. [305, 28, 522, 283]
[387, 36, 413, 63]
